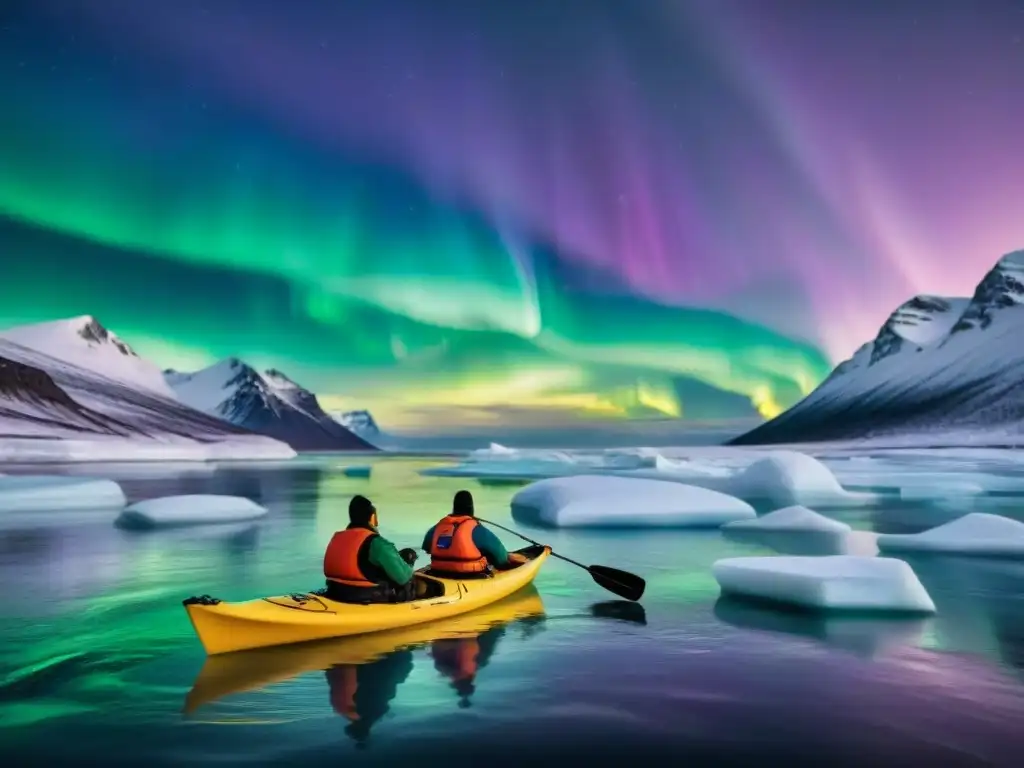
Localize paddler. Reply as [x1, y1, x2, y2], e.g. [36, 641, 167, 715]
[421, 490, 528, 575]
[323, 495, 421, 603]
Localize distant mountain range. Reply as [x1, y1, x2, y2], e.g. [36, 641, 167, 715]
[732, 249, 1024, 446]
[0, 315, 374, 457]
[165, 359, 375, 451]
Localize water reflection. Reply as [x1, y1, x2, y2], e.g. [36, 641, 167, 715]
[589, 600, 647, 625]
[328, 649, 414, 745]
[184, 586, 548, 742]
[898, 554, 1024, 674]
[713, 597, 928, 657]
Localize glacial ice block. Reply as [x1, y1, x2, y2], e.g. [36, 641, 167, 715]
[876, 512, 1024, 557]
[511, 475, 755, 528]
[0, 475, 126, 512]
[711, 556, 936, 613]
[115, 494, 268, 529]
[722, 505, 852, 534]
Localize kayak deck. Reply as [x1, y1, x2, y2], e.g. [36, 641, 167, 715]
[183, 544, 550, 655]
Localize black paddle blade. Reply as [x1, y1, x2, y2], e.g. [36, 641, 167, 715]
[588, 565, 646, 602]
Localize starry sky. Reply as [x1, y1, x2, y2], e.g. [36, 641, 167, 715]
[0, 0, 1022, 431]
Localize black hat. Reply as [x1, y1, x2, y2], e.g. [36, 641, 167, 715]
[349, 494, 376, 526]
[452, 489, 474, 517]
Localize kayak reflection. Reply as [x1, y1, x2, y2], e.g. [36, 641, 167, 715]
[184, 585, 547, 741]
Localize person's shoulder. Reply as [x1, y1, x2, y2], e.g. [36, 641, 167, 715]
[471, 520, 496, 536]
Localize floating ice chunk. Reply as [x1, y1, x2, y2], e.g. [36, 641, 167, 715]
[726, 451, 864, 507]
[899, 481, 985, 501]
[876, 512, 1024, 557]
[712, 556, 936, 613]
[722, 527, 852, 557]
[468, 442, 518, 459]
[115, 494, 268, 529]
[511, 475, 755, 529]
[0, 475, 126, 512]
[623, 457, 733, 482]
[421, 461, 573, 481]
[467, 443, 575, 464]
[723, 505, 851, 534]
[341, 465, 372, 478]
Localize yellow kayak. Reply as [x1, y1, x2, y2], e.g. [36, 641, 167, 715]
[184, 585, 546, 714]
[183, 544, 551, 655]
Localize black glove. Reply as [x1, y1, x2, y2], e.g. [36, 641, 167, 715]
[399, 547, 418, 565]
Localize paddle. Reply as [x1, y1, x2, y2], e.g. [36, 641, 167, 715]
[477, 517, 646, 602]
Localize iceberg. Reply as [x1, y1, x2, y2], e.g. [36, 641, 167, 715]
[724, 452, 866, 508]
[0, 475, 126, 512]
[876, 512, 1024, 557]
[712, 556, 936, 613]
[722, 505, 851, 534]
[115, 494, 269, 529]
[510, 475, 755, 529]
[722, 527, 852, 557]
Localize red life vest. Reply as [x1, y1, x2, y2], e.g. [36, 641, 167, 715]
[323, 527, 378, 587]
[428, 515, 488, 574]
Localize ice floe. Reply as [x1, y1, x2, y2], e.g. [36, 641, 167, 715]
[712, 556, 936, 613]
[722, 452, 867, 508]
[425, 447, 871, 509]
[876, 512, 1024, 557]
[114, 494, 269, 529]
[0, 475, 126, 512]
[722, 505, 851, 534]
[510, 475, 755, 529]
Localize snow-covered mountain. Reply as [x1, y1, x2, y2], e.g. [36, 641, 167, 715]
[1, 315, 176, 398]
[165, 359, 375, 452]
[732, 249, 1024, 446]
[0, 353, 130, 438]
[334, 409, 380, 437]
[0, 320, 294, 462]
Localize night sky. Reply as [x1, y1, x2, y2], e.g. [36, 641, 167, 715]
[1, 1, 1022, 429]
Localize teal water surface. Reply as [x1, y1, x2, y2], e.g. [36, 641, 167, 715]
[1, 456, 1023, 766]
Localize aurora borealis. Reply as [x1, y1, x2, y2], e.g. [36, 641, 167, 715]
[1, 1, 1022, 430]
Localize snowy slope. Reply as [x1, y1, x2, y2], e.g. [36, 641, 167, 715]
[733, 249, 1024, 445]
[1, 316, 175, 398]
[334, 409, 380, 437]
[165, 359, 376, 452]
[0, 341, 294, 461]
[0, 354, 135, 438]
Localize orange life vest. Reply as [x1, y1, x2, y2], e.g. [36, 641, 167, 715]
[428, 515, 488, 573]
[324, 527, 379, 587]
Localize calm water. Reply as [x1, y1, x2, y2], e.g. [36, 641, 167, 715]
[2, 456, 1024, 766]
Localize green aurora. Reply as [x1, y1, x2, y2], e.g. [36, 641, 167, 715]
[0, 40, 832, 430]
